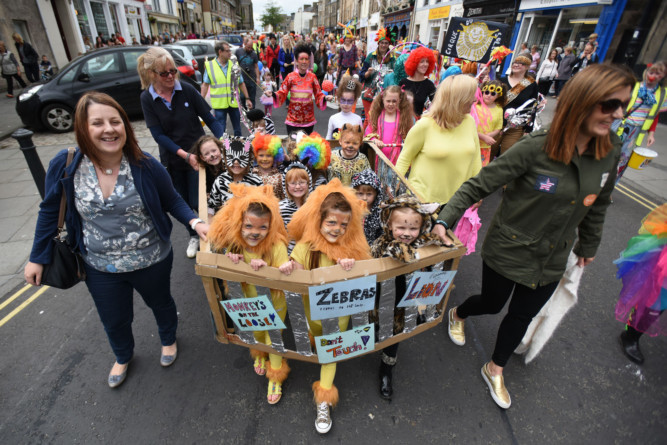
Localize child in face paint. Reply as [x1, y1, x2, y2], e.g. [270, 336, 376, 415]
[207, 136, 263, 211]
[370, 193, 445, 400]
[351, 169, 384, 244]
[252, 132, 285, 200]
[208, 184, 292, 405]
[279, 179, 370, 434]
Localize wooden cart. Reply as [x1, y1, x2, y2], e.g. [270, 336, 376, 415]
[194, 141, 466, 363]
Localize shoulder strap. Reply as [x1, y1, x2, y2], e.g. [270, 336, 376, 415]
[57, 148, 75, 231]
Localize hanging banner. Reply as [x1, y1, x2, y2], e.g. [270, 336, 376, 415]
[308, 275, 377, 320]
[315, 323, 375, 363]
[397, 270, 457, 307]
[441, 18, 510, 62]
[221, 295, 287, 331]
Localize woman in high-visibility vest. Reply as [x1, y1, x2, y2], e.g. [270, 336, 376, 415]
[612, 62, 666, 182]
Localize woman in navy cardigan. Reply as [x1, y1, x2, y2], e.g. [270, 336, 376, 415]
[25, 92, 209, 388]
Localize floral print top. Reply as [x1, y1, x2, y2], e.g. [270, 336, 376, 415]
[74, 155, 170, 273]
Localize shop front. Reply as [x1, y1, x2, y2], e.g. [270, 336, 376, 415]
[382, 7, 414, 40]
[462, 0, 518, 24]
[509, 0, 626, 66]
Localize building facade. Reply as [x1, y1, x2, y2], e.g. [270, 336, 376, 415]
[411, 0, 463, 50]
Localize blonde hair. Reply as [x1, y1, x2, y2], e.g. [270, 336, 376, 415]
[12, 33, 24, 44]
[424, 75, 477, 130]
[137, 47, 179, 90]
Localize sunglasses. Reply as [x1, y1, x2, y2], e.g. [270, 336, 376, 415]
[483, 91, 498, 96]
[598, 98, 628, 114]
[155, 68, 177, 78]
[339, 98, 355, 105]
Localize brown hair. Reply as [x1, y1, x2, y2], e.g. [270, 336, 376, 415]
[284, 168, 310, 202]
[190, 135, 225, 180]
[309, 192, 352, 269]
[336, 74, 363, 101]
[368, 85, 414, 140]
[481, 80, 507, 107]
[246, 202, 272, 219]
[74, 92, 146, 167]
[544, 64, 635, 164]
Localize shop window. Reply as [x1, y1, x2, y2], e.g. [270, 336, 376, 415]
[72, 0, 93, 41]
[91, 2, 110, 40]
[429, 26, 440, 48]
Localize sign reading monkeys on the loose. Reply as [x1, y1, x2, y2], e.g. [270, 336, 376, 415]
[398, 270, 457, 307]
[308, 275, 377, 320]
[221, 295, 286, 331]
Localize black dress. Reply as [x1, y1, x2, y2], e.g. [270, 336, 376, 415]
[399, 78, 436, 117]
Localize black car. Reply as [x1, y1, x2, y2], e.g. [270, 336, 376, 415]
[16, 46, 201, 133]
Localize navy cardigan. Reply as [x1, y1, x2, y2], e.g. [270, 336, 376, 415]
[30, 149, 197, 265]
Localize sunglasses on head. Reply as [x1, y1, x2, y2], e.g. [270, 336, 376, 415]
[598, 98, 628, 114]
[155, 68, 177, 78]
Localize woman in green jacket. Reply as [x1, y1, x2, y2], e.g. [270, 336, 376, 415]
[432, 64, 635, 409]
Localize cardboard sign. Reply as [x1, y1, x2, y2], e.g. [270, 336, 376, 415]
[441, 18, 510, 63]
[397, 270, 457, 307]
[308, 275, 377, 320]
[315, 323, 375, 364]
[221, 295, 286, 331]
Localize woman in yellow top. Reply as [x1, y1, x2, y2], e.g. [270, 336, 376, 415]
[208, 183, 291, 405]
[279, 179, 370, 434]
[395, 75, 481, 204]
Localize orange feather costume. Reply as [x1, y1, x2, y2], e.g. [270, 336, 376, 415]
[287, 178, 371, 263]
[207, 183, 291, 404]
[208, 183, 288, 261]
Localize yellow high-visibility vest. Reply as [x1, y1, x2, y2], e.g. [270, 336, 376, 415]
[205, 59, 237, 109]
[617, 82, 665, 146]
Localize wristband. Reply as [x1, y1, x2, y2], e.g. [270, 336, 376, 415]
[434, 219, 449, 230]
[190, 218, 204, 231]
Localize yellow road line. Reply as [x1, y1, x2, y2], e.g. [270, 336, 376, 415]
[0, 285, 50, 328]
[615, 187, 655, 211]
[0, 283, 33, 311]
[617, 183, 659, 208]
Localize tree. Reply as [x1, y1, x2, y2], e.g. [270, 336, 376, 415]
[260, 2, 284, 32]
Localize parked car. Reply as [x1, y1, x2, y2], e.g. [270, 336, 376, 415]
[16, 46, 200, 133]
[171, 39, 217, 75]
[164, 44, 202, 82]
[209, 34, 243, 50]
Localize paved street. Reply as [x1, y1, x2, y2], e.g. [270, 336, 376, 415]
[0, 93, 665, 443]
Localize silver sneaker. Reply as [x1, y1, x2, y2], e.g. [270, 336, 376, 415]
[315, 402, 332, 434]
[186, 236, 199, 258]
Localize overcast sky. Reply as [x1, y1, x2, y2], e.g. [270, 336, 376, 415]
[252, 0, 312, 30]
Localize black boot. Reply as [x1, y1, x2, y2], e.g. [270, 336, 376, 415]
[619, 330, 644, 364]
[379, 361, 394, 400]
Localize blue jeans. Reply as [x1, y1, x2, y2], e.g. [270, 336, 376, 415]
[169, 166, 198, 236]
[84, 250, 177, 364]
[214, 107, 242, 136]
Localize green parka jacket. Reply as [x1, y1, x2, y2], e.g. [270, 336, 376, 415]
[438, 128, 621, 289]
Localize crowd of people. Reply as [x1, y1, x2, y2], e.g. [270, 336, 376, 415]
[22, 26, 667, 435]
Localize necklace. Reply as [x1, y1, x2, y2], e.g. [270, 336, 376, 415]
[97, 165, 114, 175]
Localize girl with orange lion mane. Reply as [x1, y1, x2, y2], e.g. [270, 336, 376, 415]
[279, 178, 371, 434]
[208, 183, 292, 405]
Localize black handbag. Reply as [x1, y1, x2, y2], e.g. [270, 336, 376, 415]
[41, 148, 86, 289]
